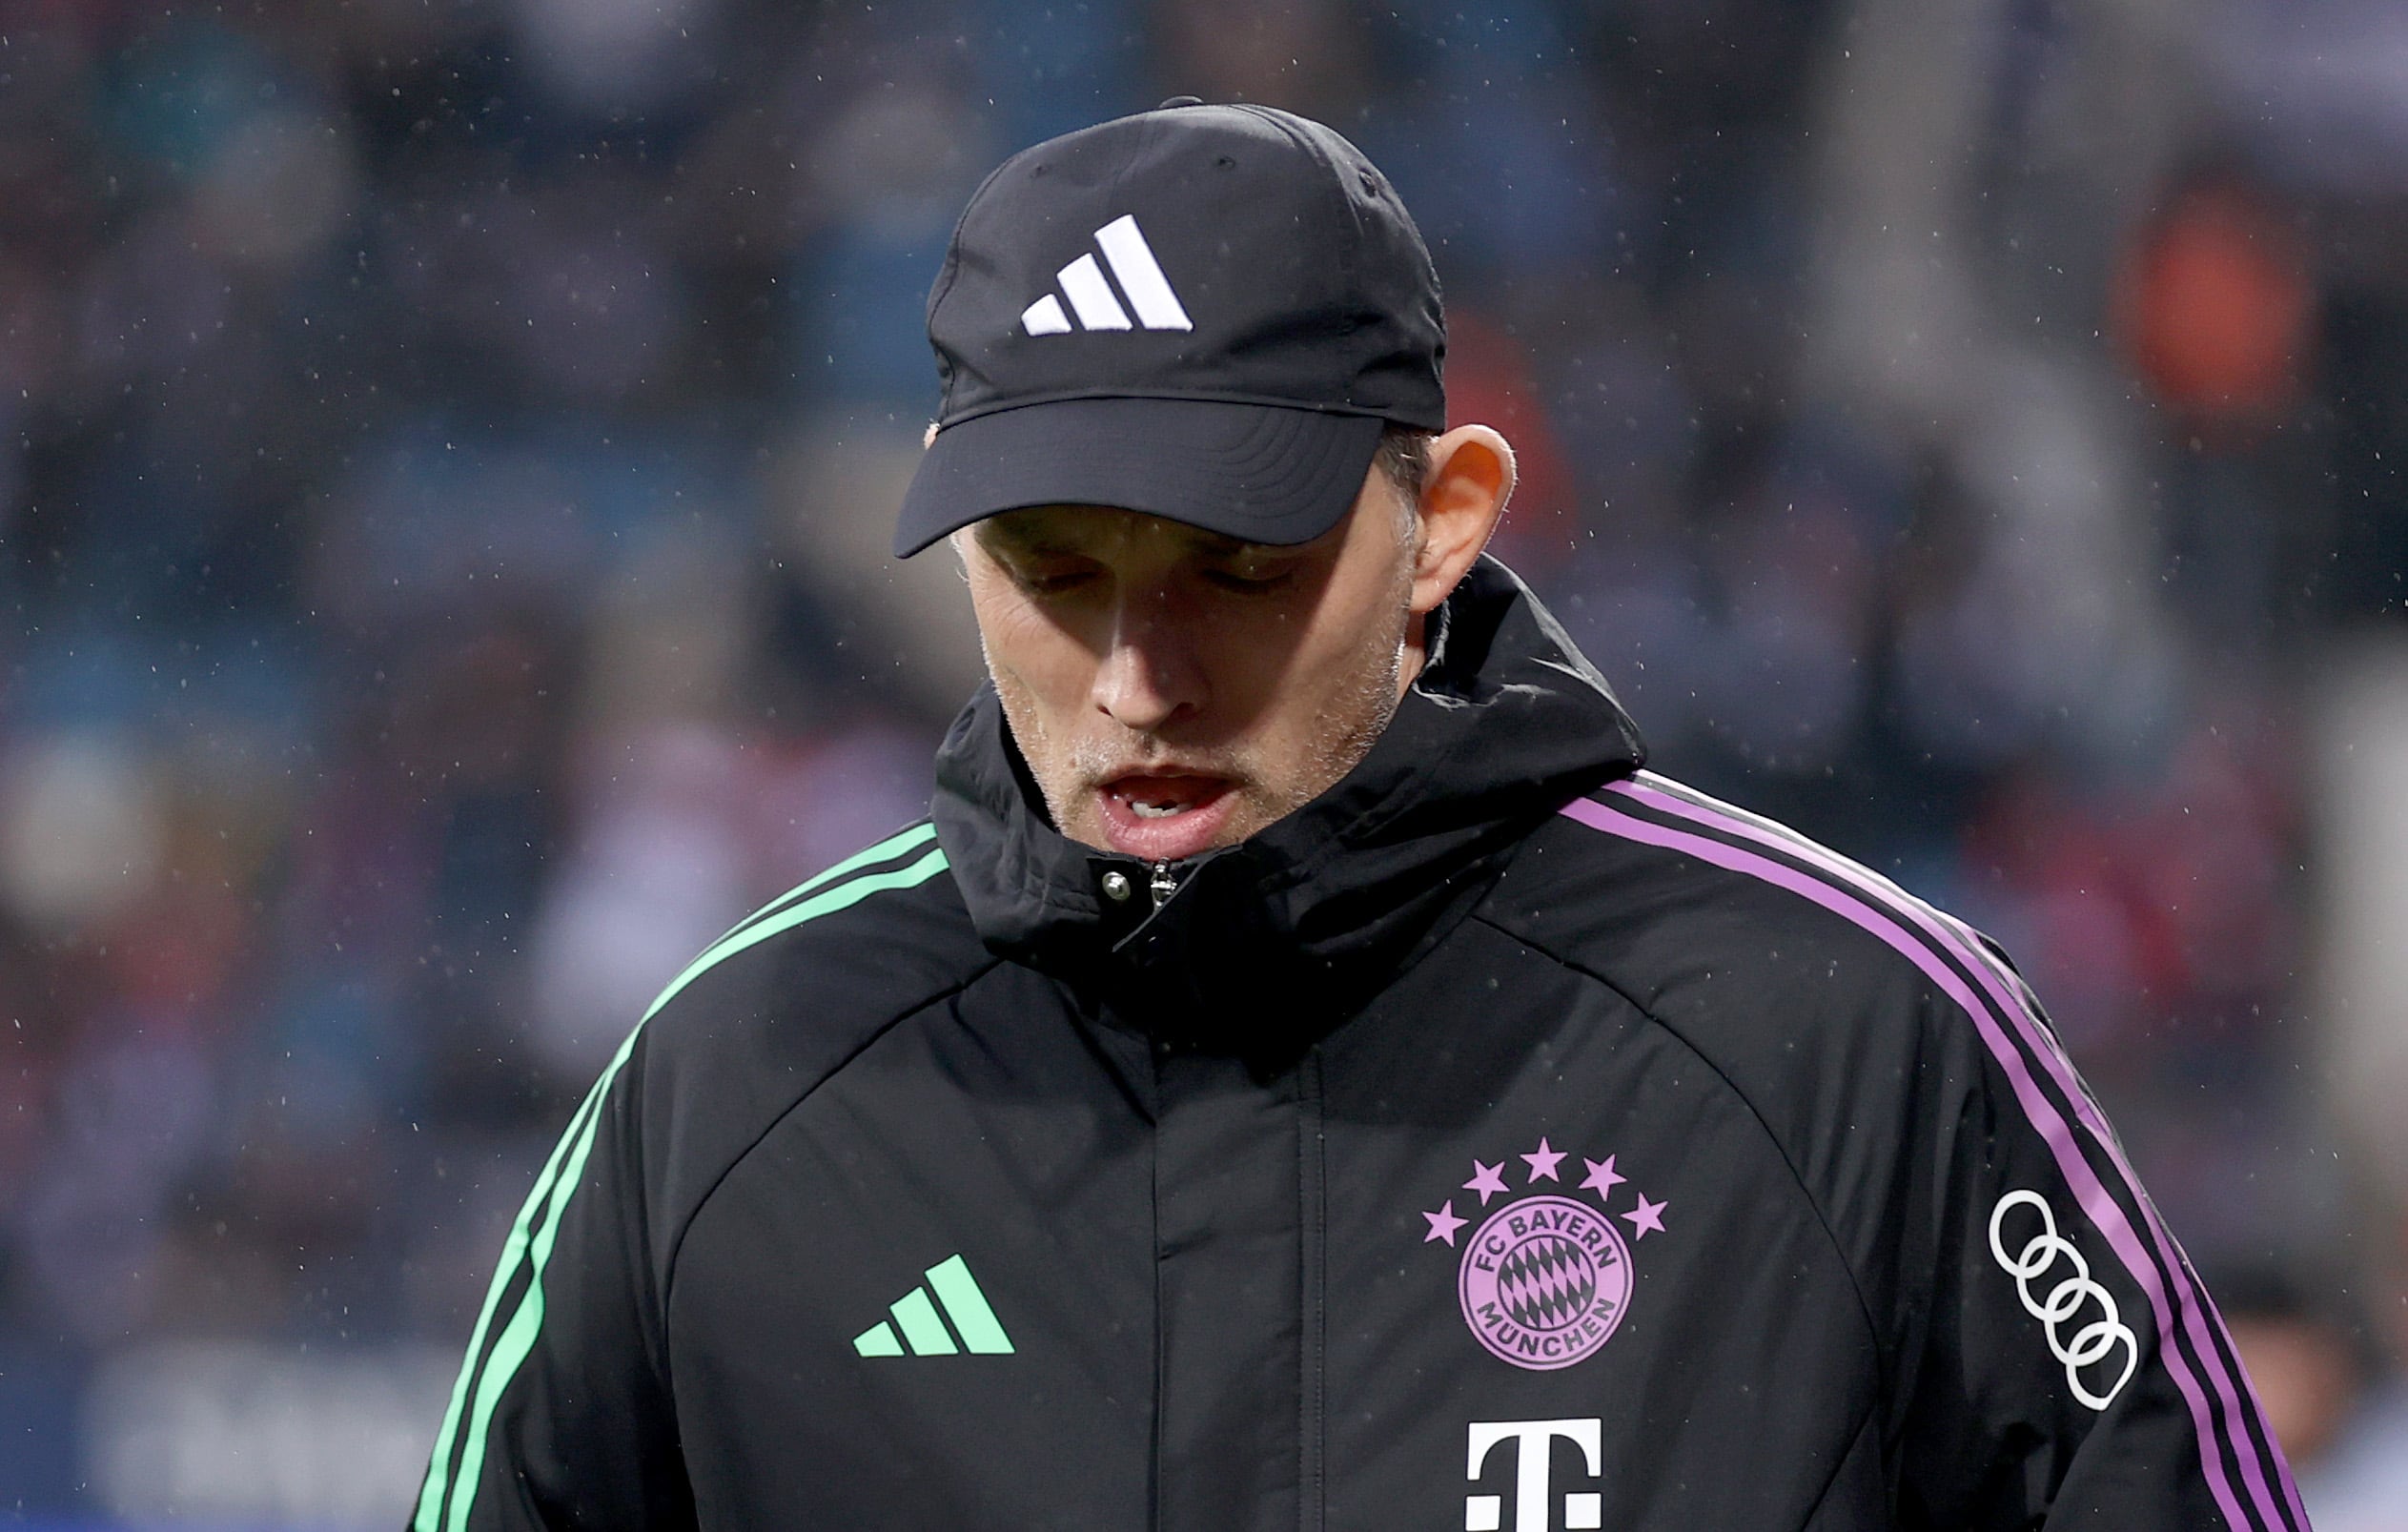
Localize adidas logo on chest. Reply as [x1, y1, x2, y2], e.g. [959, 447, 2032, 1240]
[854, 1254, 1015, 1358]
[1021, 214, 1194, 337]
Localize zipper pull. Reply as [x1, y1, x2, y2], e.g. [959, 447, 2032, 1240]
[1149, 860, 1178, 910]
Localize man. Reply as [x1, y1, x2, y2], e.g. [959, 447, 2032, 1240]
[412, 102, 2305, 1530]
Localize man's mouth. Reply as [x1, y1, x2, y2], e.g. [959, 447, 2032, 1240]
[1122, 781, 1210, 819]
[1093, 773, 1238, 858]
[1105, 773, 1222, 811]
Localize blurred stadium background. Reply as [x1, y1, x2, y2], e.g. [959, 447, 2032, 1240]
[2, 0, 2406, 1524]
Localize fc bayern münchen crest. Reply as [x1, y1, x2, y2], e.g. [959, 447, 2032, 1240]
[1421, 1137, 1669, 1371]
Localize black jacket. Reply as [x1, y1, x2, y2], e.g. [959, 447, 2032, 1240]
[412, 560, 2304, 1531]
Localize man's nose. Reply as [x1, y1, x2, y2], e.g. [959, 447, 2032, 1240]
[1092, 590, 1206, 734]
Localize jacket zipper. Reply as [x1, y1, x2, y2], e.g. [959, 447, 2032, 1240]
[1149, 860, 1178, 909]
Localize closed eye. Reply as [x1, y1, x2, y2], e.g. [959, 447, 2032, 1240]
[1015, 566, 1100, 597]
[1204, 563, 1294, 595]
[987, 546, 1103, 597]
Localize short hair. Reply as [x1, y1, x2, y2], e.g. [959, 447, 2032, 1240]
[1373, 426, 1433, 514]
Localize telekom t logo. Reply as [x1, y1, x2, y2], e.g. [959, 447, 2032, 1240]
[1464, 1419, 1604, 1531]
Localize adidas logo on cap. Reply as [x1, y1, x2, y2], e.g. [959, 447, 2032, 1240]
[896, 103, 1448, 559]
[1020, 214, 1193, 337]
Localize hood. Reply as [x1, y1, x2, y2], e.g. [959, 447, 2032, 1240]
[930, 556, 1646, 1052]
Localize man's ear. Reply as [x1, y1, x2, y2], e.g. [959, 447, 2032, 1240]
[1409, 424, 1516, 618]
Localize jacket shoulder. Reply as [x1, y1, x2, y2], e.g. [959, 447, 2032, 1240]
[640, 823, 984, 1046]
[625, 823, 994, 1232]
[1481, 773, 2042, 1359]
[1480, 774, 2007, 1134]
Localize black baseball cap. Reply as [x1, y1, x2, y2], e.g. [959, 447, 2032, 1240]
[892, 100, 1447, 558]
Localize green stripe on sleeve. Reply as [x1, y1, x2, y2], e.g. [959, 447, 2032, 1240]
[433, 846, 950, 1530]
[704, 822, 935, 950]
[412, 1063, 619, 1532]
[639, 845, 949, 1025]
[446, 1024, 638, 1532]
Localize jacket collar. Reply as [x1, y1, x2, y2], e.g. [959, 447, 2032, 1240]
[931, 557, 1646, 1052]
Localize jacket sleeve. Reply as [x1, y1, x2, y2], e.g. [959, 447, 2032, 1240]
[410, 1028, 692, 1531]
[1891, 931, 2305, 1531]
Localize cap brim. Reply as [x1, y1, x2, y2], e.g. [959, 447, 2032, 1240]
[893, 398, 1388, 558]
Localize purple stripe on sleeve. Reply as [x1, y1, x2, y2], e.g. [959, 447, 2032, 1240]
[1917, 909, 2306, 1532]
[1600, 776, 2303, 1528]
[1559, 790, 2264, 1532]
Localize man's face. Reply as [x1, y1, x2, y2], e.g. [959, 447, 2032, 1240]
[958, 466, 1418, 863]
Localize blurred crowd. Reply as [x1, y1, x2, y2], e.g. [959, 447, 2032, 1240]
[4, 0, 2408, 1521]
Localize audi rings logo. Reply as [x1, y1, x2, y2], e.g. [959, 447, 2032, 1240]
[1988, 1189, 2139, 1411]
